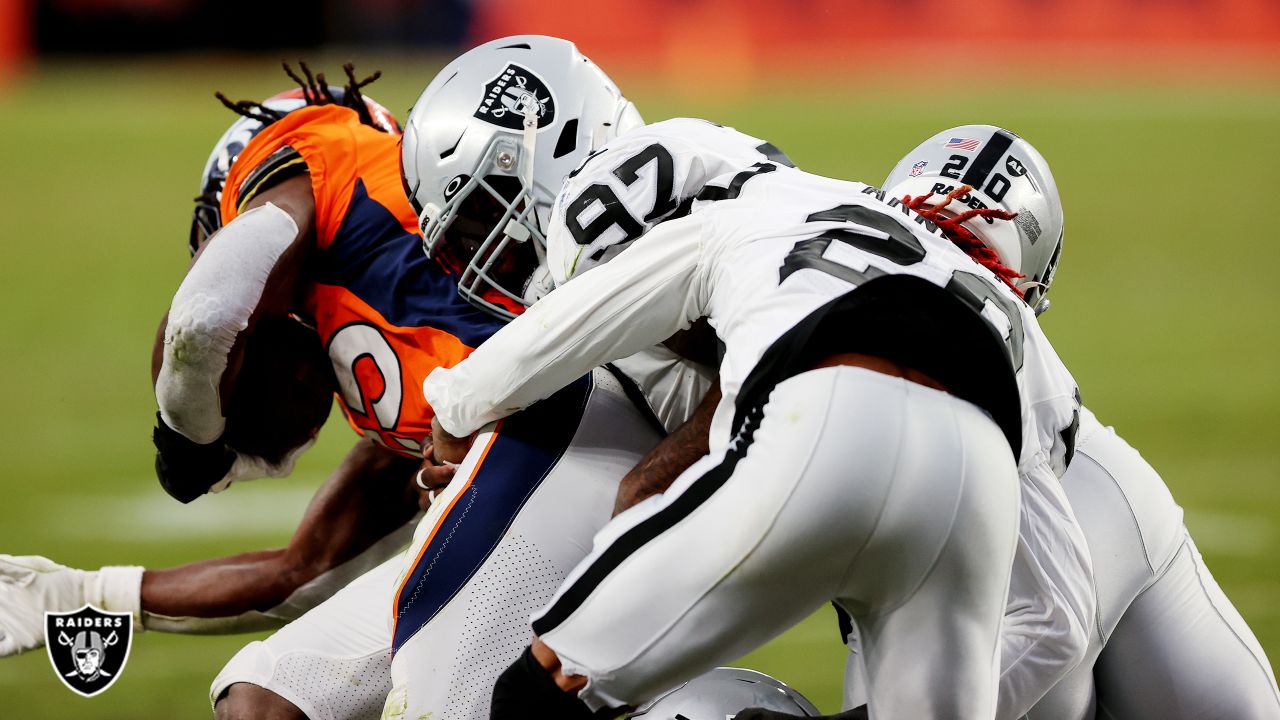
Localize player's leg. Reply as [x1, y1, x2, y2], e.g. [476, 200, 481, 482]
[841, 373, 1020, 719]
[1093, 531, 1280, 720]
[382, 369, 661, 720]
[211, 553, 402, 720]
[529, 367, 1019, 718]
[1024, 417, 1185, 720]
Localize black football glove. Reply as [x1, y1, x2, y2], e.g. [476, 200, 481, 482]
[153, 412, 235, 503]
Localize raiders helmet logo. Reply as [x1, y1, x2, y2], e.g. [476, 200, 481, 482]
[44, 605, 133, 697]
[474, 63, 556, 131]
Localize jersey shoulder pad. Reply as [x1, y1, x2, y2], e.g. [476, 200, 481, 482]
[221, 106, 363, 223]
[548, 119, 792, 284]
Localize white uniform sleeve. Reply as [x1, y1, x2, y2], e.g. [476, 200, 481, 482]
[546, 118, 784, 285]
[423, 214, 711, 437]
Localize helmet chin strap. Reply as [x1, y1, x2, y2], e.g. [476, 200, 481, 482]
[519, 105, 538, 191]
[515, 104, 547, 268]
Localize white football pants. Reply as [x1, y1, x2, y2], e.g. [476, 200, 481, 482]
[211, 369, 660, 720]
[535, 366, 1022, 719]
[1030, 408, 1280, 720]
[844, 407, 1280, 720]
[381, 368, 661, 720]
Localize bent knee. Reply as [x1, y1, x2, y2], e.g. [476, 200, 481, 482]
[214, 682, 307, 720]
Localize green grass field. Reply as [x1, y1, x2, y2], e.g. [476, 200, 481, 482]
[0, 56, 1277, 716]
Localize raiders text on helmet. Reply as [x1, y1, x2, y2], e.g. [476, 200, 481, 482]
[402, 34, 643, 320]
[883, 125, 1064, 314]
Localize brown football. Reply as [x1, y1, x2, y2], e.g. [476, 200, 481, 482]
[222, 315, 336, 464]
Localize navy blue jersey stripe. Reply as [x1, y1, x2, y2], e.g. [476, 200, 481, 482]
[391, 374, 593, 655]
[314, 179, 506, 348]
[531, 402, 764, 636]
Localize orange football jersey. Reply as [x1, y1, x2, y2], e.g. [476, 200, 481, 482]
[221, 105, 505, 456]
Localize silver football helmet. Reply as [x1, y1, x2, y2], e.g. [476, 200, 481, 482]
[884, 125, 1064, 314]
[630, 667, 821, 719]
[402, 35, 643, 319]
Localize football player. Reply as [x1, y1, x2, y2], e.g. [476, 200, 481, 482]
[870, 126, 1280, 720]
[2, 53, 661, 720]
[416, 132, 1090, 718]
[382, 35, 819, 720]
[160, 51, 662, 720]
[1, 67, 449, 719]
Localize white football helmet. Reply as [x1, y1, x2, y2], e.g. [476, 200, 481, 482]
[884, 125, 1064, 314]
[402, 35, 643, 319]
[630, 667, 821, 718]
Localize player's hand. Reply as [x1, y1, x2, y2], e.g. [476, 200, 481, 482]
[430, 416, 472, 465]
[415, 443, 457, 510]
[0, 555, 87, 657]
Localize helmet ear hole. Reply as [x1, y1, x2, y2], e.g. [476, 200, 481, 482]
[553, 118, 579, 159]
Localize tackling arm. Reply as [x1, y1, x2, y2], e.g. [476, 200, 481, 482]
[141, 437, 420, 632]
[612, 384, 720, 516]
[423, 214, 710, 438]
[0, 438, 420, 655]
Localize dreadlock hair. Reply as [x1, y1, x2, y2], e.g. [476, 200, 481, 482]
[214, 61, 391, 134]
[903, 184, 1025, 297]
[193, 62, 392, 220]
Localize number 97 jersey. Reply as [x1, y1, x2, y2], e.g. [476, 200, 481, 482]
[545, 117, 793, 286]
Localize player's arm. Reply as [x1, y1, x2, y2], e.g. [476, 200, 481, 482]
[0, 438, 420, 655]
[152, 174, 317, 502]
[141, 438, 420, 630]
[612, 382, 720, 516]
[423, 213, 711, 440]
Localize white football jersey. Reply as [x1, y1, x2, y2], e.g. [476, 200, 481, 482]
[424, 164, 1093, 714]
[543, 118, 789, 430]
[429, 164, 1077, 474]
[545, 117, 791, 286]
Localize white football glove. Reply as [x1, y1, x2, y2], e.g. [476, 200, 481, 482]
[0, 555, 143, 657]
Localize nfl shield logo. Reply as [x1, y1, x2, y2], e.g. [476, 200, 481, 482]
[44, 605, 132, 697]
[909, 160, 928, 177]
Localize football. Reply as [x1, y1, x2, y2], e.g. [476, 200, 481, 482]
[222, 315, 336, 464]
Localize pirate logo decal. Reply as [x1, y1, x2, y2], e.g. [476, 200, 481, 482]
[45, 605, 132, 697]
[474, 63, 556, 131]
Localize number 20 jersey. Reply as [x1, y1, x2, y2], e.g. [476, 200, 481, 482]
[425, 157, 1094, 709]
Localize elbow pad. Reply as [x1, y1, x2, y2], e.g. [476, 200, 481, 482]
[155, 202, 297, 444]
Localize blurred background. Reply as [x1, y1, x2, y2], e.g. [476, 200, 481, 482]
[0, 0, 1278, 717]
